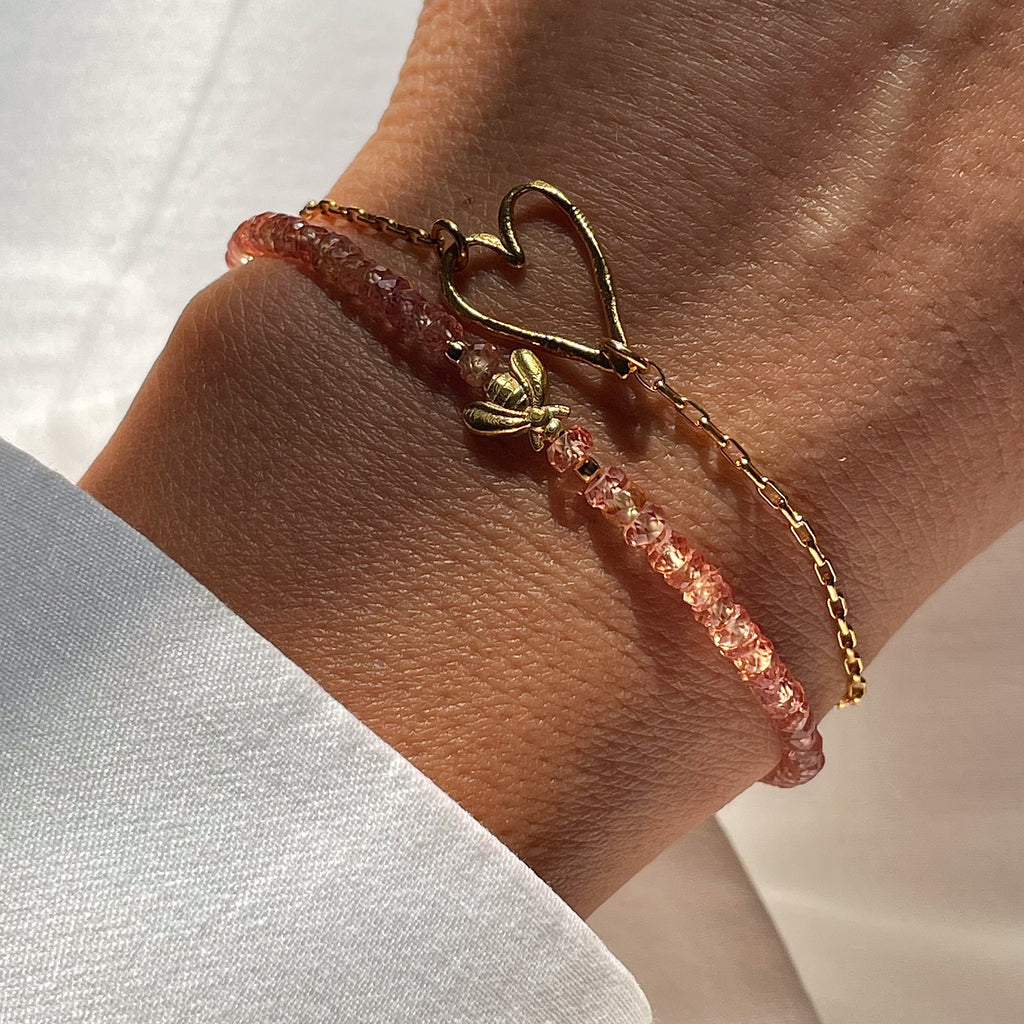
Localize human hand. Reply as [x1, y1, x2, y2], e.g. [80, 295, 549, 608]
[81, 0, 1024, 915]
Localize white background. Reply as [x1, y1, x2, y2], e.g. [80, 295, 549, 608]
[1, 3, 1020, 1021]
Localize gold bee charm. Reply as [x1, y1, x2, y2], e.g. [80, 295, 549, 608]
[463, 348, 570, 451]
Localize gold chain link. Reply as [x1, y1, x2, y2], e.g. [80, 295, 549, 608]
[303, 199, 866, 709]
[301, 199, 442, 251]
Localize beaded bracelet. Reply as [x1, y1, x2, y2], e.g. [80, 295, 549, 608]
[225, 210, 824, 787]
[299, 181, 868, 713]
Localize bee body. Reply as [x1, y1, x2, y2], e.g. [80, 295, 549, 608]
[463, 349, 570, 451]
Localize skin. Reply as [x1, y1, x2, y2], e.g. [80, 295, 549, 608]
[80, 0, 1024, 916]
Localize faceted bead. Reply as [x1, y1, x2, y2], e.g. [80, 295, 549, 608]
[647, 529, 695, 576]
[226, 222, 255, 266]
[584, 466, 629, 510]
[547, 426, 594, 473]
[709, 606, 758, 654]
[272, 226, 302, 259]
[604, 483, 645, 525]
[744, 659, 787, 697]
[663, 564, 698, 591]
[312, 235, 346, 272]
[776, 697, 812, 735]
[422, 315, 462, 354]
[764, 739, 824, 787]
[253, 212, 283, 252]
[459, 343, 503, 389]
[354, 268, 382, 305]
[383, 284, 421, 331]
[696, 593, 732, 627]
[319, 242, 367, 284]
[623, 504, 669, 547]
[680, 563, 729, 611]
[731, 634, 774, 675]
[581, 468, 643, 524]
[403, 300, 432, 333]
[362, 266, 399, 315]
[787, 727, 821, 753]
[294, 225, 322, 261]
[369, 265, 401, 294]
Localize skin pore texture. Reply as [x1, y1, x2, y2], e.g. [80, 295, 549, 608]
[80, 0, 1024, 915]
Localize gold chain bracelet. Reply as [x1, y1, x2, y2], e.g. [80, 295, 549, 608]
[300, 181, 866, 709]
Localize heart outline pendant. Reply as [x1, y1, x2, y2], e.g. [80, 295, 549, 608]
[433, 181, 641, 378]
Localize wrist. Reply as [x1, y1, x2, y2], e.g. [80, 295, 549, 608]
[80, 254, 793, 915]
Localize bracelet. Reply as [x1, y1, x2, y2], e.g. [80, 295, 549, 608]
[298, 182, 867, 712]
[225, 208, 825, 787]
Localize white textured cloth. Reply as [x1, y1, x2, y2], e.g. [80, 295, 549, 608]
[0, 438, 650, 1024]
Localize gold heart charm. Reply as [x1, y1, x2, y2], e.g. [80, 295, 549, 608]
[432, 181, 641, 378]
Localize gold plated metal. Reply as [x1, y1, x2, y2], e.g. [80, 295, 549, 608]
[302, 183, 867, 709]
[463, 348, 570, 451]
[302, 198, 443, 251]
[434, 182, 642, 378]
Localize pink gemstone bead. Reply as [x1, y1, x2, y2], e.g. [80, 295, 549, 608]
[383, 284, 422, 330]
[647, 529, 695, 575]
[251, 212, 283, 253]
[369, 265, 401, 294]
[696, 593, 732, 628]
[744, 658, 787, 696]
[764, 732, 824, 787]
[787, 727, 821, 752]
[775, 697, 812, 735]
[605, 485, 644, 525]
[294, 224, 323, 261]
[623, 504, 669, 547]
[269, 225, 299, 259]
[731, 634, 774, 675]
[365, 266, 403, 312]
[312, 234, 348, 272]
[226, 221, 255, 266]
[389, 288, 430, 331]
[316, 238, 366, 284]
[422, 314, 462, 354]
[709, 605, 759, 654]
[459, 343, 503, 388]
[584, 466, 629, 510]
[547, 426, 594, 473]
[584, 467, 644, 524]
[680, 563, 730, 611]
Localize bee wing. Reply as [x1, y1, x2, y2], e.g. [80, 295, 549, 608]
[509, 348, 548, 407]
[463, 401, 531, 435]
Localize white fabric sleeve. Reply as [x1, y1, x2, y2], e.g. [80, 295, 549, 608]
[0, 438, 650, 1024]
